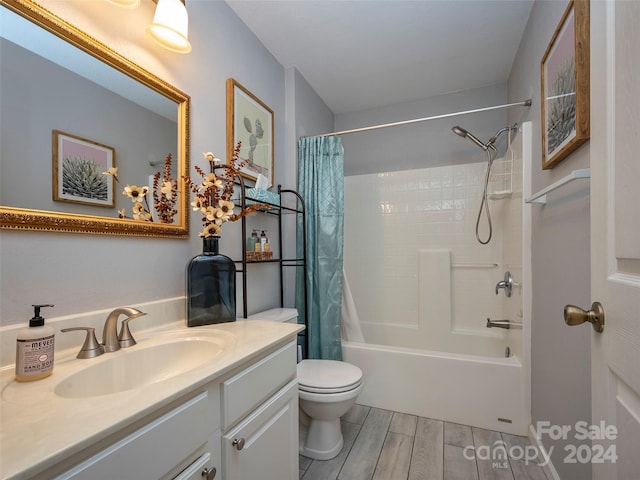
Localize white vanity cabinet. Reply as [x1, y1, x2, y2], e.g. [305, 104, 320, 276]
[220, 342, 298, 480]
[42, 339, 298, 480]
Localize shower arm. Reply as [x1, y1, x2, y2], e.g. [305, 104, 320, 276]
[486, 125, 519, 150]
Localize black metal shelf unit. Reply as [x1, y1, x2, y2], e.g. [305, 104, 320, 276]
[233, 184, 308, 353]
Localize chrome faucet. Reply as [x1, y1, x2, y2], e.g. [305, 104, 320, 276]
[495, 271, 513, 297]
[102, 307, 147, 352]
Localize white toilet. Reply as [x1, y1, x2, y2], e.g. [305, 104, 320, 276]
[248, 308, 363, 460]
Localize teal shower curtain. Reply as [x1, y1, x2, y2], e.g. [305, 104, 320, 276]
[296, 135, 344, 361]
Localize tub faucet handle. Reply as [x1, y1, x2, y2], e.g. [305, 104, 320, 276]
[495, 271, 513, 297]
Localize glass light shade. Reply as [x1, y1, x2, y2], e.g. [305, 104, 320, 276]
[147, 0, 192, 54]
[107, 0, 141, 8]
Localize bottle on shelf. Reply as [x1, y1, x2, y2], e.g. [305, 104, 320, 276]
[260, 230, 268, 252]
[247, 229, 258, 252]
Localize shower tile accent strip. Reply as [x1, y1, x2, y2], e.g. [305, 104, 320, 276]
[299, 404, 549, 480]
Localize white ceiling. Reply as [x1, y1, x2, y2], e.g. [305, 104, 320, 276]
[226, 0, 535, 115]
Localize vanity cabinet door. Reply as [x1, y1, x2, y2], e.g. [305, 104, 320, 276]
[222, 380, 298, 480]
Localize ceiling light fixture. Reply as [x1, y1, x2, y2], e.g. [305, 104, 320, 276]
[106, 0, 141, 8]
[147, 0, 192, 54]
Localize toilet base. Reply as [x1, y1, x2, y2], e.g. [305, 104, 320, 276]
[300, 417, 344, 461]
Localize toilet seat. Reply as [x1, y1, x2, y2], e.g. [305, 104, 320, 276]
[297, 360, 363, 394]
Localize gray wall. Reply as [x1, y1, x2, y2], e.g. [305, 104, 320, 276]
[335, 83, 508, 176]
[508, 1, 591, 479]
[281, 68, 335, 309]
[0, 1, 288, 324]
[292, 68, 335, 140]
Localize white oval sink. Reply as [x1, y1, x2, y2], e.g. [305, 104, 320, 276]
[54, 332, 233, 398]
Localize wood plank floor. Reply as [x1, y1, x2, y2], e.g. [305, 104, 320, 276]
[299, 404, 548, 480]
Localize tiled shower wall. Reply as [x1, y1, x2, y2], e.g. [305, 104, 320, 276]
[344, 156, 523, 356]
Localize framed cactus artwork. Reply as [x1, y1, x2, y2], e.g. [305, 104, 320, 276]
[52, 130, 116, 207]
[226, 78, 274, 185]
[540, 0, 590, 170]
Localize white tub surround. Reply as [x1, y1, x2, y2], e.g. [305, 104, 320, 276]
[0, 303, 303, 480]
[343, 342, 528, 436]
[341, 124, 532, 438]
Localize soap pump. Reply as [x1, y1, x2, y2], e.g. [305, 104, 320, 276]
[15, 304, 55, 382]
[259, 230, 268, 252]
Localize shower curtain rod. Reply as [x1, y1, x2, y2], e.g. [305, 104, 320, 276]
[304, 99, 532, 138]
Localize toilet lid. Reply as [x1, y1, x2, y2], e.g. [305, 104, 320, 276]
[297, 360, 363, 393]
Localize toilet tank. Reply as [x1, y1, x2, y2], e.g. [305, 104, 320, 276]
[247, 308, 299, 324]
[249, 308, 303, 362]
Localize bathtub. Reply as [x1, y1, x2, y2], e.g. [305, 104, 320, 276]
[342, 341, 529, 436]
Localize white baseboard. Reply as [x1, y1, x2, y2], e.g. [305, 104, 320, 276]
[528, 424, 560, 480]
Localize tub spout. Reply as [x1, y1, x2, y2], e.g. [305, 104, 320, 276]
[486, 318, 522, 330]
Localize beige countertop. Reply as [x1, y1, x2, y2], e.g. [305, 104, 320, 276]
[0, 319, 303, 480]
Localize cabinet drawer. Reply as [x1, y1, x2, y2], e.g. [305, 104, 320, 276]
[172, 452, 215, 480]
[222, 341, 296, 428]
[55, 392, 211, 480]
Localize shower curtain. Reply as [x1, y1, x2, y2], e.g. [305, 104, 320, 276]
[341, 268, 365, 343]
[296, 135, 344, 360]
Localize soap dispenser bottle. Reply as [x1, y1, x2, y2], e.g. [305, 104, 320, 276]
[247, 229, 258, 253]
[260, 230, 268, 252]
[15, 304, 55, 382]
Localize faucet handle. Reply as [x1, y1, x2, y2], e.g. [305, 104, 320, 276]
[118, 317, 138, 348]
[495, 271, 513, 297]
[61, 327, 104, 359]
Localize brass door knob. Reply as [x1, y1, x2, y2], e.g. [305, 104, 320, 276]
[564, 302, 605, 333]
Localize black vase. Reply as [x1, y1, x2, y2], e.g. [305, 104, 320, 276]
[186, 236, 236, 327]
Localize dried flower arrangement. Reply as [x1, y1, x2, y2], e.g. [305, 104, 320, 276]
[152, 154, 179, 223]
[184, 141, 267, 237]
[102, 153, 178, 223]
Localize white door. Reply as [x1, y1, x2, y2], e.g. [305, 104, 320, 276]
[590, 1, 640, 479]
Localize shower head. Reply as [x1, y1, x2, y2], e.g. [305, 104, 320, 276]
[451, 126, 493, 151]
[451, 125, 468, 138]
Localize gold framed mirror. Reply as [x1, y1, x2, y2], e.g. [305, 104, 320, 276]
[0, 0, 190, 237]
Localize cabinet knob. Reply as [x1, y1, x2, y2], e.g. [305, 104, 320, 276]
[232, 437, 245, 451]
[201, 466, 216, 480]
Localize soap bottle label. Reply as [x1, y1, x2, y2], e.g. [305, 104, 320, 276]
[15, 335, 55, 377]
